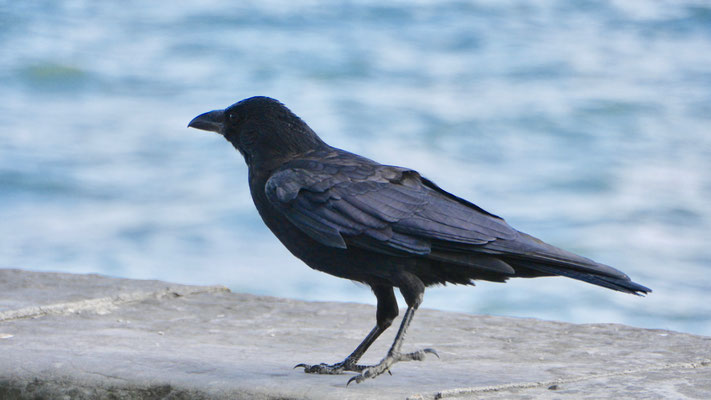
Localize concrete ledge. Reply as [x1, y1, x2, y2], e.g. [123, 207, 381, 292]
[1, 269, 709, 399]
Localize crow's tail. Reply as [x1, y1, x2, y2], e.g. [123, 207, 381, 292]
[484, 231, 652, 295]
[513, 261, 651, 295]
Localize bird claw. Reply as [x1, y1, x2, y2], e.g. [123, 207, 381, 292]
[345, 347, 437, 385]
[346, 371, 371, 386]
[419, 348, 440, 359]
[429, 348, 440, 359]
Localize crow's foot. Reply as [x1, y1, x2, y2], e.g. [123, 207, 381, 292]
[347, 348, 438, 385]
[294, 360, 366, 375]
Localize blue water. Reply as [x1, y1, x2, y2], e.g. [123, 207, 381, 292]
[1, 1, 710, 336]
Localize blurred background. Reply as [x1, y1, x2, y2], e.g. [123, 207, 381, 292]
[1, 0, 710, 336]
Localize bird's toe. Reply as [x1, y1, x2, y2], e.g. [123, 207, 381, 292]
[296, 360, 365, 375]
[344, 348, 436, 385]
[396, 347, 439, 362]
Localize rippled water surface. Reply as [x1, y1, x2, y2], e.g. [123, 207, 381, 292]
[1, 1, 710, 335]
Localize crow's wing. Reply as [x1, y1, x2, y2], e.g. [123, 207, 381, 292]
[264, 154, 651, 295]
[264, 157, 517, 256]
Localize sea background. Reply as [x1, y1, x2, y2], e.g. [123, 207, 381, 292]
[1, 1, 710, 336]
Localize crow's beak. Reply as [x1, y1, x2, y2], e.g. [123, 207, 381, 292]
[188, 110, 225, 134]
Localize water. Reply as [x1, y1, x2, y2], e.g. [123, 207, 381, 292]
[1, 1, 710, 336]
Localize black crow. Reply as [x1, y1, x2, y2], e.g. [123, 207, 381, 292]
[188, 96, 650, 384]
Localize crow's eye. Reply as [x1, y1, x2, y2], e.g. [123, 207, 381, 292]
[228, 113, 237, 123]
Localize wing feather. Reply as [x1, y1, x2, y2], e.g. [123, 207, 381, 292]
[264, 159, 517, 257]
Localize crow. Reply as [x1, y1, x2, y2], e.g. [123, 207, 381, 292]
[188, 96, 650, 385]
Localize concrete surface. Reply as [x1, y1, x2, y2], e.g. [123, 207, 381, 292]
[0, 268, 709, 399]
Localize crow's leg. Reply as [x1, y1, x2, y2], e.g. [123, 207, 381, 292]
[347, 273, 437, 385]
[295, 284, 398, 374]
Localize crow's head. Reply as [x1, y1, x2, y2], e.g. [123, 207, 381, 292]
[188, 96, 326, 168]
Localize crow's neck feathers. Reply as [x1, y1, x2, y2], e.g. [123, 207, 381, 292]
[224, 97, 328, 170]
